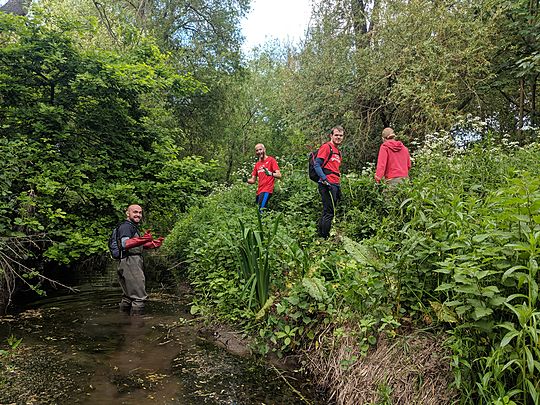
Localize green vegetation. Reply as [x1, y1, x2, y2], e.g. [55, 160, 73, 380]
[1, 0, 539, 404]
[238, 212, 281, 310]
[0, 3, 225, 285]
[164, 134, 540, 404]
[0, 335, 22, 389]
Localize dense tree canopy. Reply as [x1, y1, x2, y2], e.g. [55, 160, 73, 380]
[0, 1, 539, 402]
[241, 0, 539, 168]
[0, 11, 213, 263]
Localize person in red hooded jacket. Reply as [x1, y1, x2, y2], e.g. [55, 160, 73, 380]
[117, 204, 164, 314]
[375, 127, 411, 185]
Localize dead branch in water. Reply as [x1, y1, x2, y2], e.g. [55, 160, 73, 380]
[0, 235, 79, 311]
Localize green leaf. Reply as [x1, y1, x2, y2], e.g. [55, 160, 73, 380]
[473, 306, 493, 320]
[500, 330, 520, 348]
[456, 305, 471, 316]
[525, 346, 535, 374]
[286, 295, 300, 306]
[301, 277, 329, 302]
[481, 285, 500, 298]
[525, 379, 539, 404]
[502, 265, 528, 282]
[435, 283, 454, 291]
[472, 234, 490, 243]
[342, 237, 383, 269]
[430, 301, 458, 323]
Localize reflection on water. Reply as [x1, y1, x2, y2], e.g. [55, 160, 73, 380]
[0, 287, 328, 404]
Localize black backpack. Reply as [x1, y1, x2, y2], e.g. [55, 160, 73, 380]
[108, 222, 126, 260]
[308, 144, 340, 182]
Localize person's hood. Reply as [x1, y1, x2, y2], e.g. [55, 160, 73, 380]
[382, 140, 405, 152]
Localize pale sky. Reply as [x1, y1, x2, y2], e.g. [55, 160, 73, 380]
[241, 0, 314, 53]
[0, 0, 315, 53]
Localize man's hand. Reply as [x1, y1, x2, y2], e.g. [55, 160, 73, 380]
[125, 231, 153, 250]
[143, 236, 165, 249]
[320, 179, 330, 186]
[142, 230, 153, 240]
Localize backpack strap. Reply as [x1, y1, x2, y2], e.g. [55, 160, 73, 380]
[116, 220, 138, 259]
[115, 222, 125, 259]
[322, 144, 333, 168]
[321, 144, 341, 177]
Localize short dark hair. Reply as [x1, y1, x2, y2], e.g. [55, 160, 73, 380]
[331, 125, 344, 135]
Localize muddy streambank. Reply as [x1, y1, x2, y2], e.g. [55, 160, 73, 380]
[0, 286, 330, 404]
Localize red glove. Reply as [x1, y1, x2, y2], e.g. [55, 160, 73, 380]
[125, 231, 153, 250]
[143, 236, 164, 249]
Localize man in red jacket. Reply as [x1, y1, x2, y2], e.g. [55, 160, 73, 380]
[375, 127, 411, 185]
[247, 143, 281, 212]
[117, 204, 164, 314]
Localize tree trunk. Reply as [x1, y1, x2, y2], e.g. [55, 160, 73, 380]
[532, 74, 538, 127]
[0, 272, 14, 316]
[518, 78, 525, 129]
[225, 139, 236, 183]
[351, 0, 368, 46]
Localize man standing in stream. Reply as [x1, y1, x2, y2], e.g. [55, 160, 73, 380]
[247, 143, 281, 213]
[116, 204, 164, 315]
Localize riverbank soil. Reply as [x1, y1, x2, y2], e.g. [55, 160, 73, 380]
[305, 328, 458, 405]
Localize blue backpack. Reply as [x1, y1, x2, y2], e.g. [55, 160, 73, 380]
[108, 222, 130, 260]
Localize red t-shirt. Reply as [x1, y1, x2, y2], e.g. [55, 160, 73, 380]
[252, 156, 280, 195]
[316, 142, 342, 184]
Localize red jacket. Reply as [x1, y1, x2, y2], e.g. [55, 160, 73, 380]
[375, 140, 411, 182]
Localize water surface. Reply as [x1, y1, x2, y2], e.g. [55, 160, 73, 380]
[0, 286, 327, 404]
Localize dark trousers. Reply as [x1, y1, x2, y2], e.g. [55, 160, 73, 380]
[318, 183, 341, 238]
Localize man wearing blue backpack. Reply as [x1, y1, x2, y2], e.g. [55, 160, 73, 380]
[113, 204, 164, 314]
[312, 126, 344, 238]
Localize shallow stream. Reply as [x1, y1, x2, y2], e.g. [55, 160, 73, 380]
[0, 285, 328, 404]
